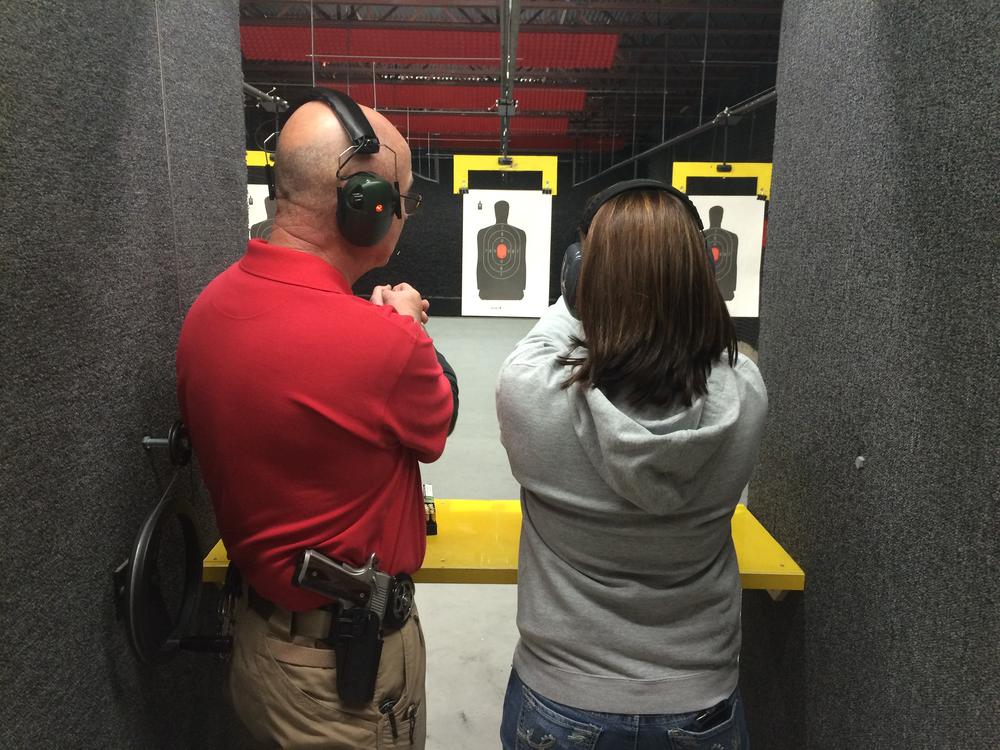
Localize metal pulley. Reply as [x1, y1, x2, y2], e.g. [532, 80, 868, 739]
[114, 422, 231, 664]
[141, 420, 192, 467]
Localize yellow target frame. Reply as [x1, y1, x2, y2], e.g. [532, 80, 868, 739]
[453, 154, 558, 195]
[246, 150, 275, 167]
[671, 161, 773, 200]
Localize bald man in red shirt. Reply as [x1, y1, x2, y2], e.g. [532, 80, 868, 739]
[177, 96, 457, 748]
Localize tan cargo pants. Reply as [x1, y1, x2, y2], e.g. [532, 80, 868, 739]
[229, 594, 427, 749]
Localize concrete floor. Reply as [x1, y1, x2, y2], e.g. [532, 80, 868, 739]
[417, 583, 519, 749]
[420, 316, 535, 502]
[416, 316, 535, 749]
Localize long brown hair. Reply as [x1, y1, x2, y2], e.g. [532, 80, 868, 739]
[559, 189, 737, 408]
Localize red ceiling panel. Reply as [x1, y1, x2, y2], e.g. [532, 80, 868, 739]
[514, 88, 587, 111]
[429, 135, 609, 152]
[323, 83, 586, 112]
[241, 26, 617, 69]
[383, 114, 568, 136]
[241, 27, 494, 63]
[518, 33, 618, 69]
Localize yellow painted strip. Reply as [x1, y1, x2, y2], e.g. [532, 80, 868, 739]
[204, 499, 804, 590]
[416, 499, 522, 584]
[246, 150, 275, 167]
[731, 504, 804, 590]
[204, 539, 230, 585]
[671, 161, 773, 200]
[453, 154, 558, 195]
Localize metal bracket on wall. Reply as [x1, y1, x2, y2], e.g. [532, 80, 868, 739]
[243, 82, 288, 114]
[116, 420, 233, 664]
[141, 420, 192, 467]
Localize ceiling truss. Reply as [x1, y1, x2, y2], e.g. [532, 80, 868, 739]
[240, 0, 782, 152]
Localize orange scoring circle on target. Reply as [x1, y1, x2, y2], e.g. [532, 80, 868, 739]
[712, 245, 720, 262]
[496, 242, 508, 260]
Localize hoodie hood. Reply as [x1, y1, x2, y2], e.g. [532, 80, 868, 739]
[569, 359, 755, 515]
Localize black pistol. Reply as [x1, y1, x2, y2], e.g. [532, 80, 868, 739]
[294, 550, 393, 619]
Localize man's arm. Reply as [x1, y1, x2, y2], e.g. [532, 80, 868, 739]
[434, 347, 459, 435]
[373, 283, 456, 459]
[382, 333, 455, 462]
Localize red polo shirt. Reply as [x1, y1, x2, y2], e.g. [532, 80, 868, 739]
[177, 240, 453, 610]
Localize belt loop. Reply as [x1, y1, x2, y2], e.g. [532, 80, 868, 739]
[290, 608, 337, 641]
[271, 608, 295, 639]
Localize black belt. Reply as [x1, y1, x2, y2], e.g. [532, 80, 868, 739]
[247, 586, 409, 639]
[246, 587, 338, 640]
[247, 586, 337, 620]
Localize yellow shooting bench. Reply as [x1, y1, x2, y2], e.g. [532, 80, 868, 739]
[204, 500, 804, 600]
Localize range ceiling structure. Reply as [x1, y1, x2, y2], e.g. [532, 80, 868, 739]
[241, 0, 783, 154]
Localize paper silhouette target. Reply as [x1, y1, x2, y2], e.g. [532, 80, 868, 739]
[689, 195, 766, 318]
[477, 201, 527, 299]
[247, 184, 273, 240]
[703, 205, 740, 301]
[462, 189, 551, 317]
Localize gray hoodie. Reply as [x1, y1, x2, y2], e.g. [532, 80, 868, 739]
[496, 298, 768, 714]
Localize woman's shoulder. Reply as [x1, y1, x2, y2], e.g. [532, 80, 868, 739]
[732, 351, 763, 379]
[500, 299, 582, 370]
[715, 351, 768, 409]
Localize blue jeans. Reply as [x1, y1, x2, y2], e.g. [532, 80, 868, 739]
[500, 669, 749, 750]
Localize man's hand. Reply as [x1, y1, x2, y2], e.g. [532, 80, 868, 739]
[371, 283, 429, 325]
[369, 285, 392, 306]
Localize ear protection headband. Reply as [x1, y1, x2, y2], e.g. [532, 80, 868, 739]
[561, 179, 707, 318]
[579, 179, 704, 235]
[305, 89, 402, 247]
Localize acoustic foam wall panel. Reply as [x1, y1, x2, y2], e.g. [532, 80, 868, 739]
[743, 3, 999, 748]
[0, 2, 253, 747]
[160, 1, 249, 310]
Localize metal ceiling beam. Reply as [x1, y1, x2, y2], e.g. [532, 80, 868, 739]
[243, 55, 742, 74]
[243, 62, 745, 81]
[498, 0, 520, 159]
[618, 44, 778, 60]
[575, 86, 776, 185]
[241, 75, 732, 105]
[363, 102, 704, 117]
[241, 1, 781, 12]
[617, 42, 779, 53]
[239, 17, 781, 35]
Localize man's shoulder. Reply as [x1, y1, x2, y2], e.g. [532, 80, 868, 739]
[316, 294, 426, 350]
[185, 262, 426, 362]
[184, 261, 242, 315]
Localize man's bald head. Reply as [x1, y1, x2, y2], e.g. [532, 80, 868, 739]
[268, 99, 414, 280]
[274, 101, 411, 218]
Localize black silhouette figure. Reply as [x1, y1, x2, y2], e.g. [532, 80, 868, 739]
[477, 200, 527, 300]
[703, 205, 739, 301]
[249, 196, 276, 241]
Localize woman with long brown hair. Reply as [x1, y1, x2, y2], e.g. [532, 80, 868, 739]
[497, 181, 767, 749]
